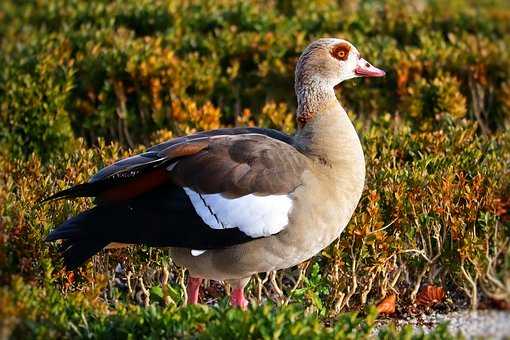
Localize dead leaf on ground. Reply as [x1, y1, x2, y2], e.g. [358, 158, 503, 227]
[490, 298, 510, 310]
[376, 294, 396, 315]
[416, 284, 445, 306]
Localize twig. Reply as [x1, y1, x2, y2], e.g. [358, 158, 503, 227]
[270, 271, 284, 297]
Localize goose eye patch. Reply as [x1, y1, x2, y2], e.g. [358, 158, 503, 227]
[331, 43, 351, 61]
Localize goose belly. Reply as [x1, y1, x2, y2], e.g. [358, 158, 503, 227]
[170, 180, 361, 280]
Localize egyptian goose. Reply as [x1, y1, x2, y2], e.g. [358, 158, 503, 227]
[45, 38, 385, 308]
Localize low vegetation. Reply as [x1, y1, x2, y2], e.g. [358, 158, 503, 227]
[1, 0, 509, 338]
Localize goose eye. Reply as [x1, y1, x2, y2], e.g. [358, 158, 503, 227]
[331, 43, 351, 61]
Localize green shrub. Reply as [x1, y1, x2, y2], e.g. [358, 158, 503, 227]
[1, 119, 508, 319]
[328, 118, 510, 311]
[1, 276, 458, 339]
[1, 0, 509, 337]
[0, 34, 75, 160]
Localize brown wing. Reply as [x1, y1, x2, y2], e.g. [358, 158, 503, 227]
[43, 128, 307, 203]
[168, 134, 307, 197]
[90, 127, 294, 182]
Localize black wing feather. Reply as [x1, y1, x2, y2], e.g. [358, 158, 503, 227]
[46, 184, 255, 269]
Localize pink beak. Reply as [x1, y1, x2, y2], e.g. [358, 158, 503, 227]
[354, 58, 386, 77]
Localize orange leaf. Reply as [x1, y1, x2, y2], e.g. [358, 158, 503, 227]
[376, 294, 396, 315]
[416, 285, 445, 306]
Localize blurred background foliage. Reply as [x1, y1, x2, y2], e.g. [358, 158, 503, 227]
[1, 0, 510, 337]
[1, 0, 510, 159]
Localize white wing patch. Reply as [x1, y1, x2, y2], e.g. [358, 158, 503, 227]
[191, 249, 207, 256]
[183, 187, 292, 238]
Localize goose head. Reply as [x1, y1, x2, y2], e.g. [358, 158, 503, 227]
[295, 38, 385, 89]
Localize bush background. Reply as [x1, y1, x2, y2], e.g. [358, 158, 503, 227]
[1, 0, 509, 338]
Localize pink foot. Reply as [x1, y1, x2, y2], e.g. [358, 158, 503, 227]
[230, 287, 248, 310]
[187, 277, 203, 304]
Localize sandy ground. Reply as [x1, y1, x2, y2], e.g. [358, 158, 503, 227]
[382, 310, 510, 339]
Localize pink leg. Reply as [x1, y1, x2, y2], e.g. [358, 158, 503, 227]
[187, 277, 203, 304]
[230, 287, 249, 310]
[227, 277, 250, 309]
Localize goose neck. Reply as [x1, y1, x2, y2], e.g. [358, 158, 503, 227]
[295, 77, 337, 127]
